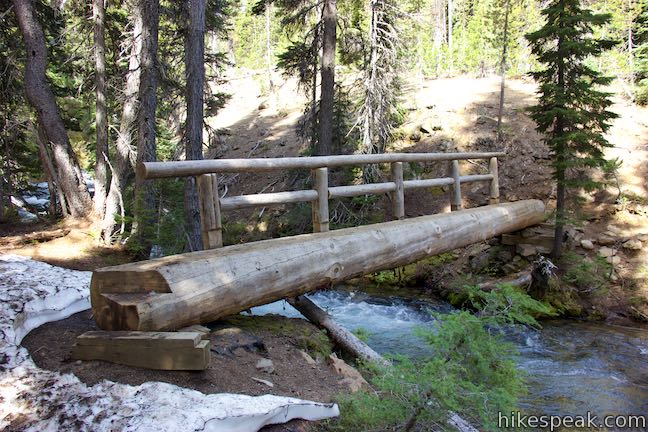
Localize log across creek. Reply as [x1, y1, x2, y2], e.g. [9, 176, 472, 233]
[90, 200, 545, 331]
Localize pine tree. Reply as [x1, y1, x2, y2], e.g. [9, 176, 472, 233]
[526, 0, 618, 258]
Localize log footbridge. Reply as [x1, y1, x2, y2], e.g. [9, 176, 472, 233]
[92, 151, 545, 332]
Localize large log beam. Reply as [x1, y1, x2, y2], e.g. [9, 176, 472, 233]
[90, 200, 545, 331]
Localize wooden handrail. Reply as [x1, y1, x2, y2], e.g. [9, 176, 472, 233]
[166, 152, 505, 249]
[139, 151, 505, 179]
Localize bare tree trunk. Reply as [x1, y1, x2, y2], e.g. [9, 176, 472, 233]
[310, 40, 318, 151]
[132, 0, 159, 257]
[94, 0, 108, 218]
[496, 0, 511, 141]
[318, 0, 336, 156]
[13, 0, 93, 218]
[0, 162, 4, 223]
[184, 0, 206, 252]
[101, 10, 142, 243]
[35, 124, 68, 217]
[265, 3, 274, 93]
[447, 0, 453, 71]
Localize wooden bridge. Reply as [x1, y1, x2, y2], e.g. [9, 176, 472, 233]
[91, 152, 545, 332]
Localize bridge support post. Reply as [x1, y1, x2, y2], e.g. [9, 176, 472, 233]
[451, 160, 462, 211]
[489, 157, 500, 205]
[312, 167, 329, 232]
[197, 174, 223, 249]
[391, 162, 405, 220]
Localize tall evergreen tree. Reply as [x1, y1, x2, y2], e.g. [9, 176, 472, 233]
[526, 0, 617, 258]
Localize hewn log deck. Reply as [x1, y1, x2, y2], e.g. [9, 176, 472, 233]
[91, 200, 545, 331]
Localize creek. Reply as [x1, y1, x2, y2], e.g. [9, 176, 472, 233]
[250, 289, 648, 418]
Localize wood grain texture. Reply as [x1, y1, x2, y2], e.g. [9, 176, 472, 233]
[71, 331, 210, 370]
[91, 200, 545, 331]
[140, 152, 506, 178]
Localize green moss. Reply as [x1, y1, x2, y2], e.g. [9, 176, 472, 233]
[222, 314, 333, 360]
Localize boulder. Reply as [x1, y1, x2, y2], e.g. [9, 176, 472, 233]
[256, 358, 275, 374]
[622, 239, 643, 251]
[327, 354, 368, 393]
[596, 235, 616, 246]
[598, 247, 616, 258]
[580, 239, 595, 250]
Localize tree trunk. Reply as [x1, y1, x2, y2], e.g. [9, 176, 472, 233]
[184, 0, 206, 252]
[265, 3, 274, 93]
[93, 0, 108, 218]
[35, 124, 68, 217]
[552, 20, 566, 260]
[132, 0, 159, 257]
[90, 200, 546, 331]
[0, 166, 4, 223]
[318, 0, 336, 156]
[101, 11, 142, 243]
[13, 0, 93, 218]
[288, 296, 390, 366]
[448, 0, 453, 70]
[496, 0, 511, 141]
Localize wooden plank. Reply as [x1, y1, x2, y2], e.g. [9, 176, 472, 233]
[76, 331, 202, 347]
[140, 152, 507, 179]
[328, 182, 395, 198]
[451, 160, 462, 211]
[391, 162, 405, 220]
[220, 190, 318, 210]
[197, 174, 223, 249]
[71, 331, 210, 370]
[459, 174, 494, 183]
[404, 178, 454, 189]
[489, 157, 500, 205]
[313, 167, 329, 232]
[91, 200, 545, 331]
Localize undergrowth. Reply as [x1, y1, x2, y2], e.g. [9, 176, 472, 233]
[323, 285, 544, 431]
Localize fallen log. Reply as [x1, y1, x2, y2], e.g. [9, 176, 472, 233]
[1, 228, 70, 246]
[288, 296, 390, 367]
[477, 270, 532, 291]
[91, 200, 545, 331]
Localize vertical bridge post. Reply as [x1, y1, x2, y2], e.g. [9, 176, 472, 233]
[197, 174, 223, 249]
[451, 160, 462, 211]
[312, 167, 329, 233]
[489, 157, 500, 205]
[391, 162, 405, 220]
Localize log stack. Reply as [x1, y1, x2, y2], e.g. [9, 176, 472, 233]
[90, 200, 546, 332]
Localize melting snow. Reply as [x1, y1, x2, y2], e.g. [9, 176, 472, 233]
[0, 254, 339, 431]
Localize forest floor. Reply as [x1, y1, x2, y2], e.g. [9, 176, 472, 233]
[1, 74, 648, 428]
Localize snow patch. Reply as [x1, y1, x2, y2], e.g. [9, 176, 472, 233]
[0, 254, 339, 431]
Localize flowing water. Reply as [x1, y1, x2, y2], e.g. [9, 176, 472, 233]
[250, 289, 648, 418]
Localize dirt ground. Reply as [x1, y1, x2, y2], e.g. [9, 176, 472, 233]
[22, 310, 349, 402]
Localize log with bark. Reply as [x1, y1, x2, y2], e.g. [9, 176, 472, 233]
[0, 229, 70, 247]
[288, 296, 389, 367]
[91, 200, 545, 331]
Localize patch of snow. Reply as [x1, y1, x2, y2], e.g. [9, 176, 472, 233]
[0, 255, 339, 431]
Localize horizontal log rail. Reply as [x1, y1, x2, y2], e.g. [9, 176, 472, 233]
[139, 152, 504, 250]
[140, 152, 505, 178]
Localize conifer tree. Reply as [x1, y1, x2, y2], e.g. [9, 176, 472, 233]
[635, 0, 648, 104]
[526, 0, 618, 258]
